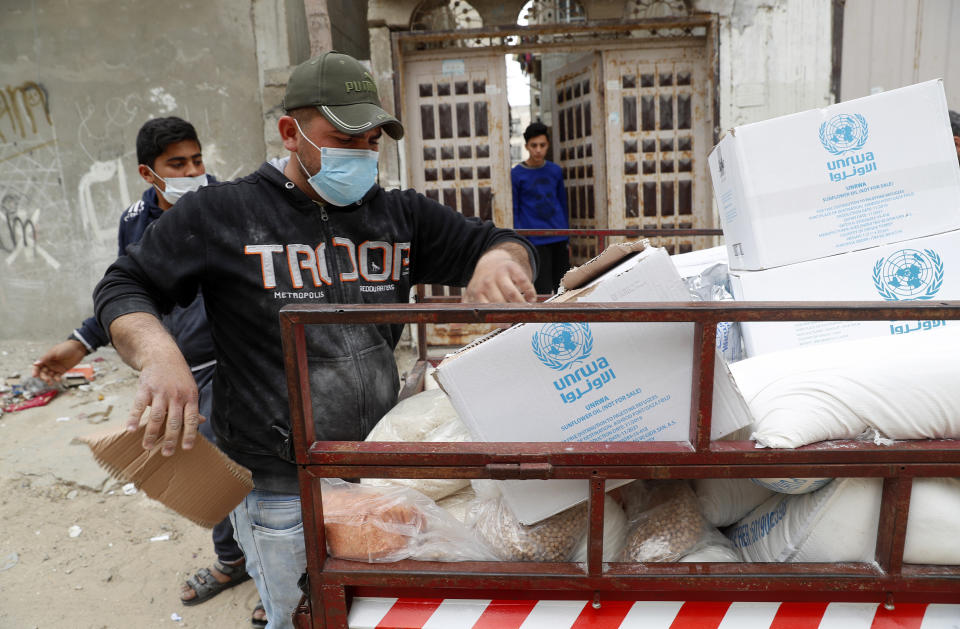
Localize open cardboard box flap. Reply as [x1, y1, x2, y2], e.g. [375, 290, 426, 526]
[437, 240, 650, 370]
[80, 420, 253, 528]
[556, 239, 649, 299]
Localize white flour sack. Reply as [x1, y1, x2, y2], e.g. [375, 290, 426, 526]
[903, 478, 960, 564]
[727, 478, 882, 562]
[728, 477, 960, 564]
[570, 495, 628, 562]
[693, 478, 776, 527]
[361, 389, 472, 500]
[751, 478, 833, 495]
[680, 528, 743, 562]
[729, 326, 960, 448]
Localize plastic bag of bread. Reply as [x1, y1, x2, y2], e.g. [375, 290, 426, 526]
[618, 480, 711, 562]
[465, 480, 588, 561]
[321, 479, 496, 563]
[361, 389, 472, 501]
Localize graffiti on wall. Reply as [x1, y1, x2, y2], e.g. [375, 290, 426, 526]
[0, 81, 52, 143]
[0, 190, 60, 269]
[75, 93, 146, 248]
[78, 157, 131, 245]
[0, 81, 65, 270]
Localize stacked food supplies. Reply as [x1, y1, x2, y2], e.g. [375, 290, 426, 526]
[707, 79, 960, 357]
[319, 81, 960, 566]
[700, 80, 960, 565]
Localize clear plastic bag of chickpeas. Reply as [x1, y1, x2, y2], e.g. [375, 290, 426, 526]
[466, 480, 589, 562]
[617, 479, 711, 562]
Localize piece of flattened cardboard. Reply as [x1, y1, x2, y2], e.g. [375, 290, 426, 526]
[80, 421, 253, 528]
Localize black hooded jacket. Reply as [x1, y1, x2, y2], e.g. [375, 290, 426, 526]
[73, 185, 216, 372]
[95, 159, 536, 493]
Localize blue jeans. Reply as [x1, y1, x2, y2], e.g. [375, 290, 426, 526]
[230, 490, 306, 629]
[195, 366, 244, 564]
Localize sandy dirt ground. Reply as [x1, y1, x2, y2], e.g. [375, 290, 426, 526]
[0, 339, 419, 628]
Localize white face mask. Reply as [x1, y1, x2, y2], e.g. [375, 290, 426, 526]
[147, 166, 208, 205]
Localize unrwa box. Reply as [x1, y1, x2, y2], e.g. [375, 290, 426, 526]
[709, 79, 960, 271]
[730, 230, 960, 357]
[435, 242, 752, 524]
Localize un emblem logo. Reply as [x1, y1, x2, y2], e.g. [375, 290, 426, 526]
[872, 248, 944, 301]
[531, 322, 594, 371]
[819, 113, 869, 155]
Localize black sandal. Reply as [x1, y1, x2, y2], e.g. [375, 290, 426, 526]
[251, 601, 267, 628]
[180, 560, 250, 606]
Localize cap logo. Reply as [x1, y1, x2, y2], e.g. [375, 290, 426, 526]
[344, 72, 377, 95]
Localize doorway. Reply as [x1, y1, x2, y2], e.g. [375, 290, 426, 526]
[394, 14, 719, 344]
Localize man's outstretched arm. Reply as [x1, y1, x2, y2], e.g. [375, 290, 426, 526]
[463, 241, 537, 304]
[109, 312, 202, 456]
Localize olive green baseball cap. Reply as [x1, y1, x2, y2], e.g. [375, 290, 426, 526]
[283, 51, 404, 140]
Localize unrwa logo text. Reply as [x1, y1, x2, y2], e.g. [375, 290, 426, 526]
[531, 322, 593, 371]
[819, 113, 869, 155]
[872, 248, 944, 301]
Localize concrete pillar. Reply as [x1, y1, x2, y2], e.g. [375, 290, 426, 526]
[369, 26, 402, 190]
[368, 0, 418, 28]
[252, 0, 313, 159]
[304, 0, 334, 55]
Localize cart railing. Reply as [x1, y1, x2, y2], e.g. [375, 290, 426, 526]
[279, 301, 960, 629]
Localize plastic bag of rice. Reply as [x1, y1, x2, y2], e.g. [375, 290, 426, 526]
[361, 389, 472, 501]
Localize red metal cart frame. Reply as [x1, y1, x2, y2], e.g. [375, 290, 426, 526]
[280, 300, 960, 629]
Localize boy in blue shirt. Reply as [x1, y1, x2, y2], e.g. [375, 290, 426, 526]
[511, 122, 570, 294]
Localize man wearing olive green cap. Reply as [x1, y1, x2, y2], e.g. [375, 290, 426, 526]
[94, 50, 538, 628]
[283, 50, 404, 141]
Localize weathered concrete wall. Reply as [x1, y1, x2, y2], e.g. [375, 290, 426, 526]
[0, 0, 267, 340]
[693, 0, 834, 130]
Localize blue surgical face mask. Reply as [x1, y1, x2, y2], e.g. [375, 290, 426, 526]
[294, 119, 379, 206]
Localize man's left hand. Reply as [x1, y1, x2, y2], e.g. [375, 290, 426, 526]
[463, 244, 536, 304]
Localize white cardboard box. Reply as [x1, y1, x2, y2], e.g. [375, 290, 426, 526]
[730, 230, 959, 357]
[436, 243, 752, 524]
[709, 79, 960, 271]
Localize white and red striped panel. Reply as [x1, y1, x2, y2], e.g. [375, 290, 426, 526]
[347, 598, 960, 629]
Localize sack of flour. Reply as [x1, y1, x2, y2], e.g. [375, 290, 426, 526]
[570, 495, 628, 563]
[751, 477, 833, 495]
[728, 476, 960, 564]
[362, 389, 472, 500]
[904, 477, 960, 565]
[727, 477, 881, 562]
[694, 478, 776, 527]
[679, 528, 743, 562]
[730, 326, 960, 448]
